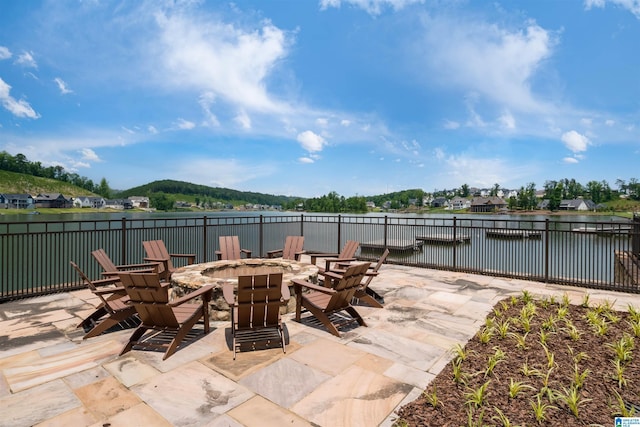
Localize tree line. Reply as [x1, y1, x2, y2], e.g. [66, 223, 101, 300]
[0, 151, 113, 198]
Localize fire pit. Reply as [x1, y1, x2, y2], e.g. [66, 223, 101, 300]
[171, 258, 319, 320]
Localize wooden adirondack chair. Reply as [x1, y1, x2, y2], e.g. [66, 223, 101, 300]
[117, 271, 213, 360]
[310, 240, 360, 273]
[215, 236, 252, 260]
[71, 261, 139, 339]
[292, 262, 371, 337]
[266, 236, 305, 260]
[91, 248, 159, 277]
[353, 249, 388, 308]
[223, 273, 288, 359]
[142, 240, 196, 280]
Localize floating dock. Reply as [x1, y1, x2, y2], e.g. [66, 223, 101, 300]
[485, 229, 542, 239]
[360, 239, 424, 252]
[572, 225, 632, 236]
[416, 233, 471, 245]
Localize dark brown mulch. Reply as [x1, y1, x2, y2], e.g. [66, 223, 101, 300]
[395, 294, 640, 426]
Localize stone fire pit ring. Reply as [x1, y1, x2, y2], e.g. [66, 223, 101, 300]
[171, 258, 319, 320]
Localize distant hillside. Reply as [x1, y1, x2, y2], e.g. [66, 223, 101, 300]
[0, 170, 96, 197]
[117, 179, 299, 206]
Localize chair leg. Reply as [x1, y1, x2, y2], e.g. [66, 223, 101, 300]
[304, 303, 341, 337]
[164, 309, 206, 360]
[120, 326, 148, 356]
[280, 325, 286, 354]
[345, 306, 367, 327]
[354, 292, 383, 309]
[78, 306, 108, 329]
[82, 308, 137, 339]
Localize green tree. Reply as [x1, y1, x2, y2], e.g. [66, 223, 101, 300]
[150, 192, 174, 211]
[97, 178, 112, 199]
[459, 184, 470, 197]
[490, 183, 500, 197]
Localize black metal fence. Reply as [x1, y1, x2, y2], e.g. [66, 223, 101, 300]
[1, 214, 639, 301]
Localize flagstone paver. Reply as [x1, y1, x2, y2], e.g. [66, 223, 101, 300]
[1, 258, 637, 426]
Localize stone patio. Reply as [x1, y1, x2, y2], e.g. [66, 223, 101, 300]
[1, 255, 638, 427]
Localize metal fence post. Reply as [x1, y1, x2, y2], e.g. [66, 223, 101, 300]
[633, 213, 640, 256]
[453, 216, 457, 270]
[300, 214, 304, 236]
[384, 216, 388, 249]
[121, 217, 127, 264]
[203, 216, 208, 262]
[544, 219, 550, 282]
[259, 215, 264, 257]
[337, 215, 342, 252]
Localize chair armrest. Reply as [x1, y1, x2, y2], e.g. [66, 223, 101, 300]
[215, 251, 222, 260]
[93, 285, 126, 295]
[222, 284, 235, 305]
[240, 249, 252, 258]
[310, 253, 339, 265]
[102, 266, 158, 277]
[266, 248, 283, 258]
[281, 282, 291, 301]
[170, 253, 196, 264]
[170, 284, 214, 306]
[292, 279, 336, 295]
[118, 262, 161, 270]
[318, 270, 343, 281]
[92, 276, 122, 287]
[324, 257, 356, 272]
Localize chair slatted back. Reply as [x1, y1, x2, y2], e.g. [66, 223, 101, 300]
[282, 236, 304, 260]
[91, 249, 118, 272]
[340, 240, 360, 258]
[143, 240, 174, 271]
[236, 273, 283, 329]
[325, 262, 370, 312]
[118, 272, 179, 329]
[362, 248, 389, 287]
[70, 261, 112, 311]
[219, 236, 243, 260]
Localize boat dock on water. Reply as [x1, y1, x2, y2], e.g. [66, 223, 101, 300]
[485, 229, 542, 239]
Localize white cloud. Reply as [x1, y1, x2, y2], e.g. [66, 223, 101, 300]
[585, 0, 640, 19]
[297, 130, 327, 152]
[54, 77, 73, 95]
[0, 46, 11, 60]
[234, 109, 252, 129]
[498, 112, 516, 130]
[198, 92, 220, 127]
[341, 119, 351, 126]
[299, 157, 315, 163]
[175, 118, 196, 130]
[563, 157, 579, 164]
[316, 117, 328, 126]
[0, 77, 40, 119]
[416, 14, 556, 114]
[172, 157, 276, 188]
[154, 7, 291, 113]
[15, 51, 37, 68]
[605, 119, 615, 126]
[319, 0, 424, 15]
[148, 125, 158, 134]
[561, 130, 590, 153]
[443, 120, 460, 130]
[79, 148, 101, 162]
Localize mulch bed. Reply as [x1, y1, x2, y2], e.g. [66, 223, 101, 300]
[395, 293, 640, 426]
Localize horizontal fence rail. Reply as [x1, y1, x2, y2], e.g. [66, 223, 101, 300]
[1, 214, 639, 301]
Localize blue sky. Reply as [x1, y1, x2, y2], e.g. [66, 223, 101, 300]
[1, 0, 639, 198]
